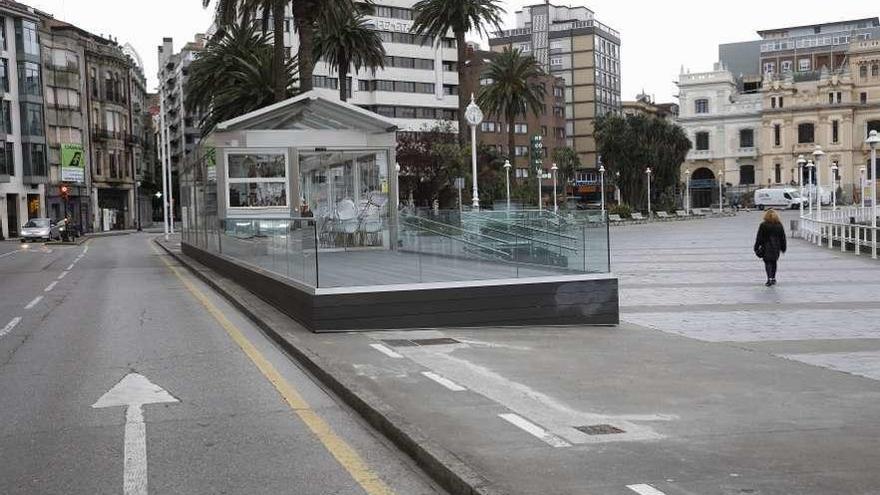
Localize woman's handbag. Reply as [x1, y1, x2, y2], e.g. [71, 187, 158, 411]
[754, 244, 765, 259]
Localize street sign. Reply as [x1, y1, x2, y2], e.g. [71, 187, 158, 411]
[454, 177, 465, 189]
[60, 143, 85, 183]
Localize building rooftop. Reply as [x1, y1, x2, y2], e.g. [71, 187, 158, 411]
[757, 17, 879, 38]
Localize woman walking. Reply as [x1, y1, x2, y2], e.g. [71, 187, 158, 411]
[754, 209, 787, 286]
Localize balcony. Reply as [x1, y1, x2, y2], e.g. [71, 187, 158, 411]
[734, 147, 757, 158]
[688, 149, 713, 160]
[92, 127, 124, 141]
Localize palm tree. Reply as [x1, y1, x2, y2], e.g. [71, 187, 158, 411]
[185, 23, 298, 135]
[411, 0, 505, 144]
[477, 48, 546, 164]
[312, 9, 385, 102]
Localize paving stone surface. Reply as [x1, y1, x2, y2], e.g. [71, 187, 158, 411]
[613, 210, 880, 379]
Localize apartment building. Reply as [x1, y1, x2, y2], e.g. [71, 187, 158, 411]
[157, 35, 204, 174]
[622, 93, 678, 122]
[488, 2, 621, 170]
[0, 2, 46, 239]
[460, 48, 566, 180]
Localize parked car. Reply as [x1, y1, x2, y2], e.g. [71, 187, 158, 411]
[754, 188, 807, 210]
[20, 218, 60, 242]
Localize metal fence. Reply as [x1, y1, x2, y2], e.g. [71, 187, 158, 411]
[800, 205, 879, 259]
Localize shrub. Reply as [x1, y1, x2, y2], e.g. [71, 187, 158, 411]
[609, 203, 632, 218]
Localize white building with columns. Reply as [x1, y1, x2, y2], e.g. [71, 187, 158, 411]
[676, 64, 763, 207]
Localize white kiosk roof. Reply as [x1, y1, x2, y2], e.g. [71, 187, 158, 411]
[216, 91, 398, 133]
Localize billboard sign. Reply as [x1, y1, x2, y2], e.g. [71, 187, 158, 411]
[60, 143, 85, 183]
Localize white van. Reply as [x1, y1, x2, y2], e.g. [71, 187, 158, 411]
[754, 188, 806, 210]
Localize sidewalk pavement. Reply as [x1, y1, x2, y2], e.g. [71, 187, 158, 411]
[155, 232, 880, 495]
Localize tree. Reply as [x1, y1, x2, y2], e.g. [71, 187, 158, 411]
[185, 23, 298, 136]
[594, 113, 691, 211]
[411, 0, 505, 145]
[552, 146, 580, 194]
[312, 9, 385, 102]
[477, 48, 546, 163]
[396, 123, 463, 207]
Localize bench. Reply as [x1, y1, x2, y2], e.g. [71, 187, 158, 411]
[608, 214, 624, 224]
[655, 211, 672, 220]
[630, 212, 646, 223]
[675, 210, 689, 218]
[692, 208, 708, 217]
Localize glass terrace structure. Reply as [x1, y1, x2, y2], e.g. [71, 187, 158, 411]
[180, 92, 616, 332]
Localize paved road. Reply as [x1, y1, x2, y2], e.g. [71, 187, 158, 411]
[273, 211, 880, 495]
[0, 234, 442, 495]
[616, 210, 880, 378]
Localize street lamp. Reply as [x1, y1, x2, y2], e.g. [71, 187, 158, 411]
[395, 162, 401, 212]
[503, 160, 512, 210]
[830, 161, 839, 210]
[865, 129, 880, 259]
[813, 145, 825, 218]
[685, 169, 690, 214]
[645, 167, 652, 219]
[464, 93, 483, 209]
[796, 155, 806, 218]
[615, 171, 621, 205]
[806, 160, 815, 216]
[599, 164, 606, 216]
[718, 168, 724, 214]
[860, 166, 867, 209]
[551, 163, 559, 213]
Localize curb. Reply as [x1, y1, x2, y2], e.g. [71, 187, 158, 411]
[153, 237, 504, 495]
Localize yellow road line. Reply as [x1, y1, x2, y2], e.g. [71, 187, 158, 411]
[151, 241, 395, 495]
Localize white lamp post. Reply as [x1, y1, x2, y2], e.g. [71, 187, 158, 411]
[551, 163, 558, 213]
[796, 155, 806, 218]
[645, 167, 652, 219]
[830, 161, 839, 211]
[685, 169, 691, 214]
[813, 145, 825, 218]
[718, 169, 724, 214]
[537, 164, 543, 211]
[503, 160, 512, 210]
[865, 129, 880, 259]
[615, 171, 621, 204]
[806, 160, 815, 216]
[861, 166, 867, 209]
[395, 162, 401, 211]
[464, 94, 483, 209]
[599, 164, 606, 216]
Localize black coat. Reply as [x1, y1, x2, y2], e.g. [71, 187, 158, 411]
[754, 221, 787, 261]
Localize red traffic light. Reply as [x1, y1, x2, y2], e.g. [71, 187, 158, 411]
[60, 185, 69, 194]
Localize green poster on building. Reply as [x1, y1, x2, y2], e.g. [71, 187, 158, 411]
[61, 143, 85, 183]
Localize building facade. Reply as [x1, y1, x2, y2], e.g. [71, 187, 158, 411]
[677, 65, 762, 208]
[157, 35, 204, 175]
[622, 93, 678, 121]
[0, 2, 47, 239]
[460, 48, 566, 180]
[488, 2, 621, 171]
[680, 19, 880, 208]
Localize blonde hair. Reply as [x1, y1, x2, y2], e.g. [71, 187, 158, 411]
[763, 209, 781, 224]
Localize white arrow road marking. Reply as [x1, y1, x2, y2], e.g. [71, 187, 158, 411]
[66, 263, 75, 270]
[93, 373, 179, 495]
[44, 281, 57, 292]
[1, 317, 22, 338]
[627, 484, 668, 495]
[24, 296, 43, 309]
[57, 271, 69, 280]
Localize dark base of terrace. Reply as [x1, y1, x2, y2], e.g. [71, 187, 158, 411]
[182, 242, 620, 332]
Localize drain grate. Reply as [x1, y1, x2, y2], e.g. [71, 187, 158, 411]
[380, 339, 419, 347]
[381, 338, 460, 347]
[574, 424, 625, 435]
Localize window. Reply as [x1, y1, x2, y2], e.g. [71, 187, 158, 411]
[0, 142, 12, 177]
[550, 57, 563, 66]
[15, 20, 39, 57]
[514, 123, 527, 134]
[781, 60, 793, 73]
[21, 142, 46, 178]
[0, 16, 5, 51]
[740, 165, 755, 185]
[763, 62, 775, 74]
[89, 68, 97, 98]
[553, 106, 565, 117]
[553, 86, 564, 98]
[867, 120, 880, 137]
[516, 42, 531, 52]
[0, 58, 7, 92]
[832, 120, 839, 144]
[554, 127, 565, 139]
[874, 65, 879, 77]
[515, 168, 529, 179]
[695, 131, 709, 150]
[829, 92, 834, 105]
[798, 123, 815, 144]
[17, 61, 40, 97]
[739, 128, 754, 148]
[861, 92, 868, 104]
[540, 125, 547, 136]
[774, 163, 782, 183]
[481, 121, 496, 133]
[20, 102, 43, 136]
[514, 146, 528, 157]
[774, 124, 781, 146]
[798, 58, 811, 71]
[837, 92, 842, 104]
[694, 99, 709, 114]
[226, 153, 288, 208]
[778, 96, 784, 108]
[861, 65, 869, 79]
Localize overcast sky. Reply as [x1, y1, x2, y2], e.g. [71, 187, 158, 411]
[25, 0, 878, 102]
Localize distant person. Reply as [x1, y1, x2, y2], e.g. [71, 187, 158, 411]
[754, 209, 787, 287]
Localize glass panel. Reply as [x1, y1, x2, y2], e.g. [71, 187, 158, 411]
[228, 153, 285, 178]
[228, 182, 287, 207]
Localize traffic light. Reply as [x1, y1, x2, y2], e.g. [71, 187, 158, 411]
[60, 184, 69, 201]
[530, 135, 543, 169]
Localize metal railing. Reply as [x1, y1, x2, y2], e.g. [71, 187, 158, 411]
[800, 206, 879, 259]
